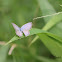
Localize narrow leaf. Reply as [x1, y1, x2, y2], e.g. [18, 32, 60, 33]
[0, 45, 9, 62]
[38, 0, 56, 22]
[38, 33, 62, 57]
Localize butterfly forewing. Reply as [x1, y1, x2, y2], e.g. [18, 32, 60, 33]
[12, 23, 20, 31]
[21, 22, 32, 31]
[21, 22, 32, 36]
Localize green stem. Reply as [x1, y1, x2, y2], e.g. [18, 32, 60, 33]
[5, 36, 19, 46]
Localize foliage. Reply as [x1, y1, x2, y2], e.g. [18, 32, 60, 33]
[0, 0, 62, 62]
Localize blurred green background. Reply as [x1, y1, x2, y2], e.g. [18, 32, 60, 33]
[0, 0, 62, 62]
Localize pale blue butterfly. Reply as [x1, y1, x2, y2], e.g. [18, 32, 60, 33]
[12, 22, 32, 37]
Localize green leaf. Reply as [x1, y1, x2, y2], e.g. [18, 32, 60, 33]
[5, 28, 46, 45]
[46, 33, 62, 43]
[31, 0, 62, 47]
[0, 45, 9, 62]
[37, 0, 62, 58]
[38, 33, 62, 57]
[5, 28, 62, 49]
[29, 28, 62, 46]
[29, 28, 46, 35]
[30, 13, 62, 45]
[35, 56, 57, 62]
[43, 13, 62, 30]
[38, 0, 62, 37]
[5, 36, 19, 45]
[38, 0, 56, 22]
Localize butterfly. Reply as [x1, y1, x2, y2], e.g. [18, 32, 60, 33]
[12, 22, 32, 37]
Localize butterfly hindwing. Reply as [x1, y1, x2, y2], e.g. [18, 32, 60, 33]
[23, 30, 30, 37]
[16, 30, 23, 37]
[12, 23, 23, 37]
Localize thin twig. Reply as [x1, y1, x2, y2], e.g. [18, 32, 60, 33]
[33, 12, 62, 20]
[0, 41, 27, 55]
[0, 41, 6, 45]
[8, 44, 16, 55]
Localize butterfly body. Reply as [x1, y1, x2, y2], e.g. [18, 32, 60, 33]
[12, 22, 32, 37]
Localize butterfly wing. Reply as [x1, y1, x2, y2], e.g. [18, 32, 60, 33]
[16, 30, 23, 37]
[23, 30, 30, 37]
[21, 22, 32, 31]
[12, 23, 23, 37]
[20, 22, 32, 36]
[12, 23, 20, 31]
